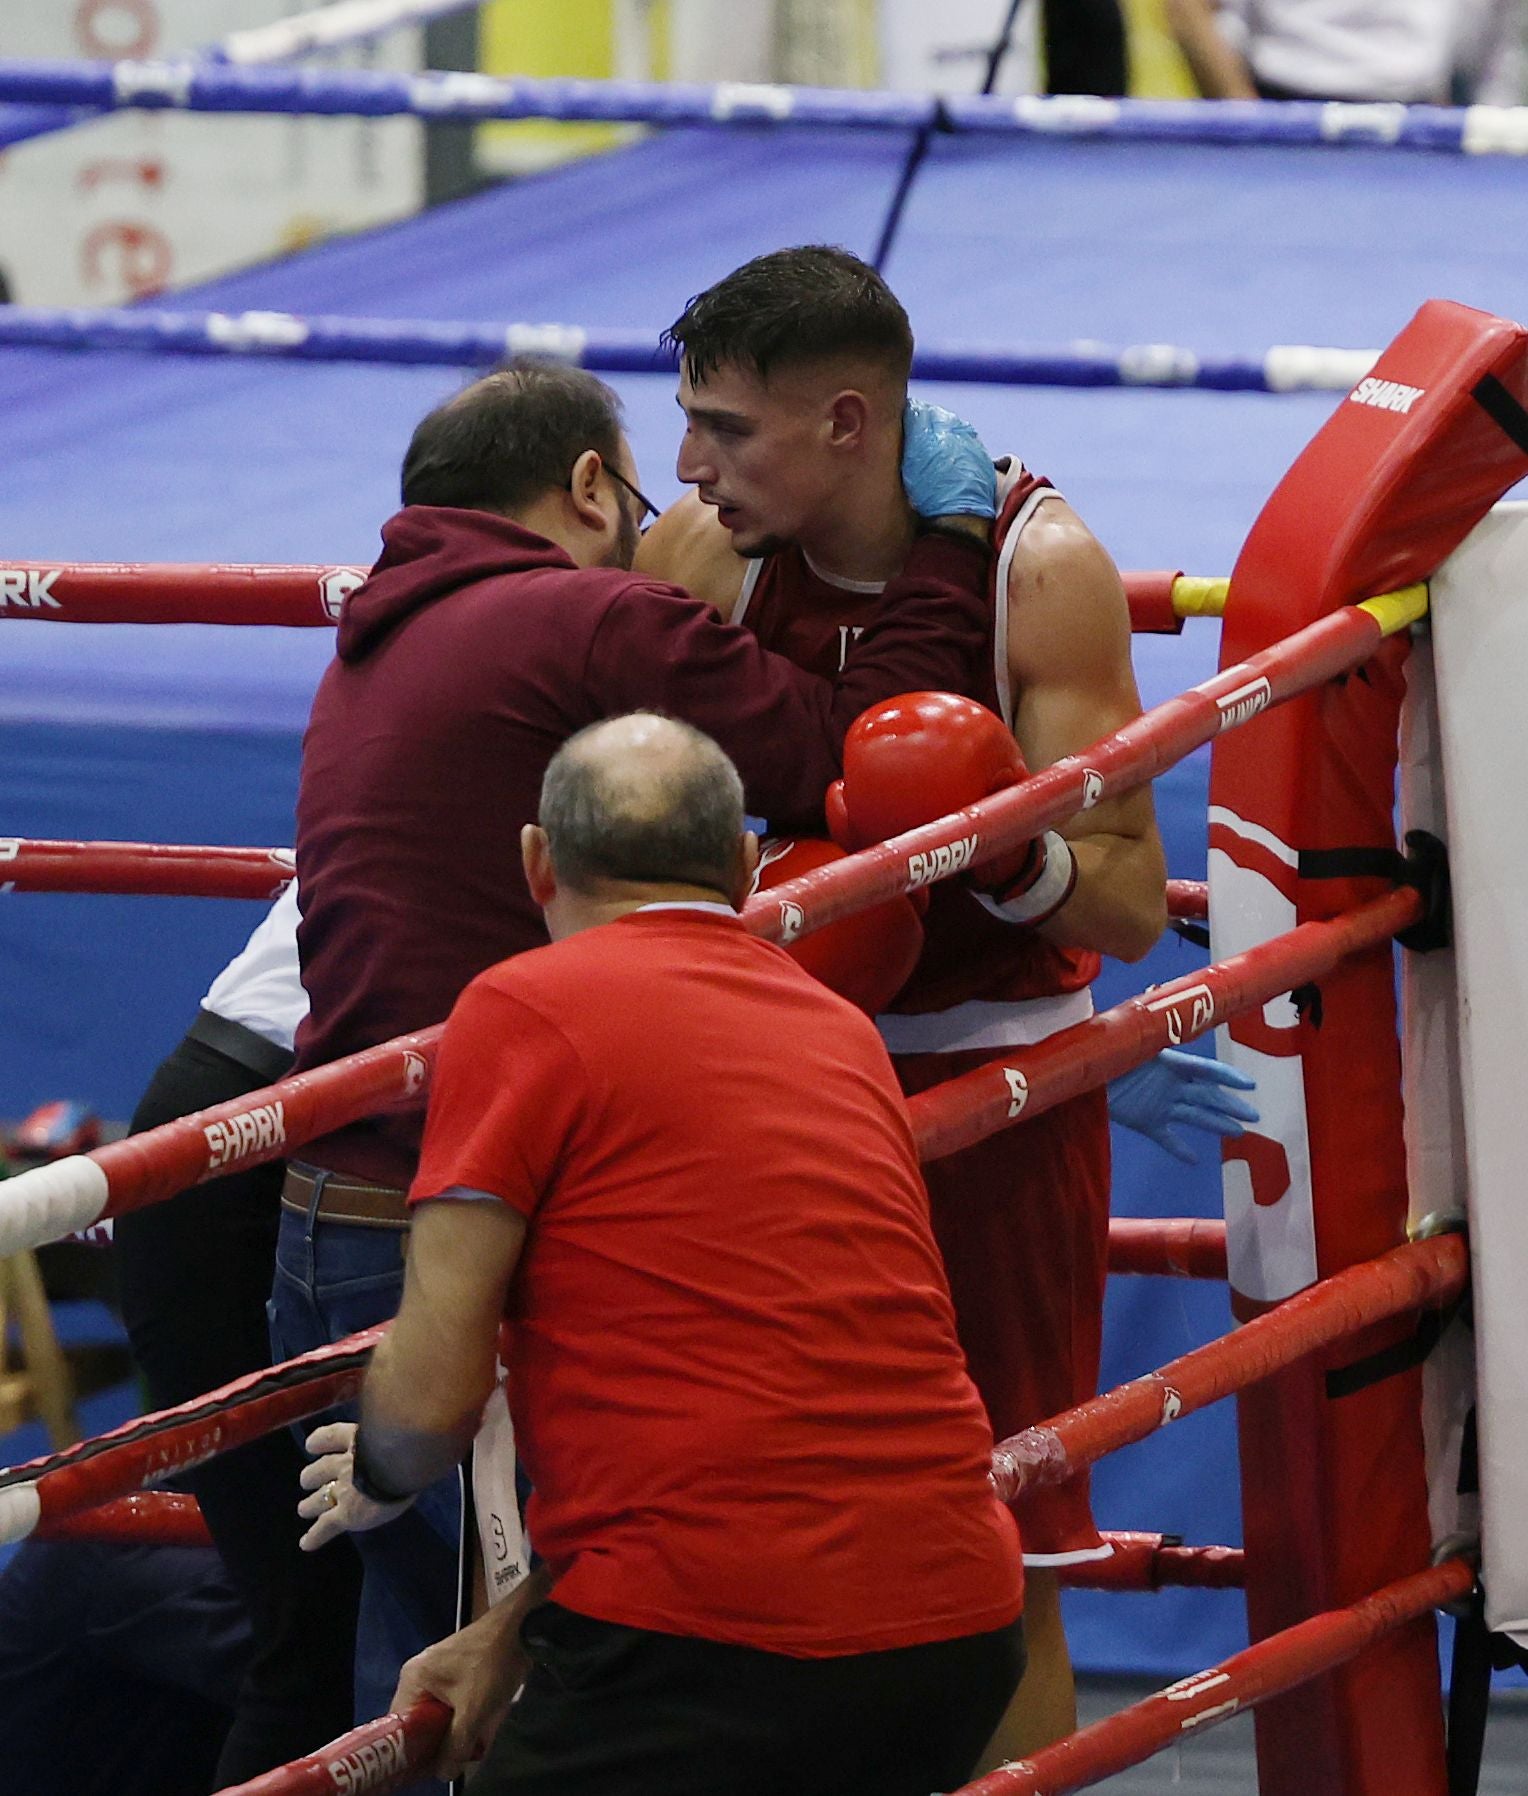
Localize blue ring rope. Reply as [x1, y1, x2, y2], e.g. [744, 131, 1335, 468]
[0, 303, 1379, 396]
[0, 59, 1524, 153]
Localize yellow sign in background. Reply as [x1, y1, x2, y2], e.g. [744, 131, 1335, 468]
[476, 0, 671, 173]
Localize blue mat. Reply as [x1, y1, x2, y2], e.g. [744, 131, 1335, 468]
[3, 119, 1522, 1674]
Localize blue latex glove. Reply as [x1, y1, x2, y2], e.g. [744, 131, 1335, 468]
[900, 398, 998, 521]
[1107, 1049, 1259, 1164]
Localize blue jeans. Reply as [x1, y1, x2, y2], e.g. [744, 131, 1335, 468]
[270, 1171, 461, 1796]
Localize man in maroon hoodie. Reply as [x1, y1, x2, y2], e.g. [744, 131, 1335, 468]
[275, 356, 999, 1762]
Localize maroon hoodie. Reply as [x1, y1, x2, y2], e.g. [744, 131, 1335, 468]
[293, 504, 989, 1184]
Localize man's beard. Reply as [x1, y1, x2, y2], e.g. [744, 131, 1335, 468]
[602, 510, 642, 570]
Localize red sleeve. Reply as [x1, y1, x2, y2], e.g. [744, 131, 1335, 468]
[408, 979, 586, 1218]
[583, 532, 991, 833]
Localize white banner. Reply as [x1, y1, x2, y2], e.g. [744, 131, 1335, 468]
[878, 0, 1039, 95]
[0, 2, 424, 307]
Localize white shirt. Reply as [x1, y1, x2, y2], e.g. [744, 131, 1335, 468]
[201, 881, 308, 1053]
[1220, 0, 1483, 102]
[197, 894, 741, 1057]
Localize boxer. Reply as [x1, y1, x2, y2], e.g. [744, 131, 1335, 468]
[638, 244, 1166, 1760]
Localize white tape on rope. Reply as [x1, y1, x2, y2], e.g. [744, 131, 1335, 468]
[1011, 94, 1122, 133]
[502, 323, 588, 362]
[1120, 343, 1200, 386]
[0, 1484, 41, 1547]
[111, 60, 194, 106]
[409, 70, 509, 114]
[710, 83, 795, 122]
[0, 1155, 110, 1257]
[1319, 101, 1408, 144]
[1262, 344, 1380, 393]
[1462, 105, 1528, 155]
[206, 311, 311, 351]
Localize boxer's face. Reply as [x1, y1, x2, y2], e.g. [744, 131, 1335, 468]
[675, 359, 854, 557]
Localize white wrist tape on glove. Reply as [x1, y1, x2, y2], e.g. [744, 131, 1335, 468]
[973, 831, 1077, 927]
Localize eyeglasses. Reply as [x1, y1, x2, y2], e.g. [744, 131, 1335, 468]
[603, 463, 661, 529]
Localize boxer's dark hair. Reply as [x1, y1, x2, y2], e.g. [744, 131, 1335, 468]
[401, 358, 625, 513]
[663, 245, 914, 385]
[540, 713, 745, 897]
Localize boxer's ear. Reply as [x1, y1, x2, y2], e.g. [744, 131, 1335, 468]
[825, 387, 871, 453]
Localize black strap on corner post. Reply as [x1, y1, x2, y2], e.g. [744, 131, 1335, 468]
[1296, 830, 1452, 954]
[1323, 1306, 1453, 1399]
[1473, 373, 1528, 456]
[1296, 845, 1409, 884]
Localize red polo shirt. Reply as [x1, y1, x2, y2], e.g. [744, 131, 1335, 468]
[411, 907, 1022, 1656]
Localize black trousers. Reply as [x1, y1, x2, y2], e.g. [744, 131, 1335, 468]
[475, 1602, 1026, 1796]
[114, 1017, 364, 1787]
[0, 1539, 249, 1796]
[1043, 0, 1128, 96]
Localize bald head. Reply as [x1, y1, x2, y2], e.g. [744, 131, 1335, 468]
[538, 713, 747, 899]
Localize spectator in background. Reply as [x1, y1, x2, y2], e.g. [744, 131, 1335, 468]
[0, 1537, 250, 1796]
[113, 884, 363, 1786]
[1165, 0, 1522, 103]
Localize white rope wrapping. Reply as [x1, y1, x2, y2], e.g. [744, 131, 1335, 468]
[0, 1484, 41, 1547]
[0, 1156, 109, 1258]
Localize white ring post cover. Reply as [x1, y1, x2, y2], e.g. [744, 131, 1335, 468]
[1397, 631, 1476, 1558]
[1425, 502, 1528, 1649]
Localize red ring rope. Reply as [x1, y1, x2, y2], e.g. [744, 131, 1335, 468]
[0, 1326, 383, 1544]
[955, 1557, 1474, 1795]
[0, 838, 294, 899]
[1164, 877, 1206, 921]
[1064, 1533, 1244, 1590]
[740, 597, 1402, 947]
[989, 1232, 1467, 1505]
[0, 563, 366, 626]
[0, 840, 1208, 918]
[0, 560, 1187, 635]
[909, 885, 1422, 1163]
[33, 1490, 211, 1547]
[1105, 1218, 1226, 1280]
[216, 1698, 451, 1796]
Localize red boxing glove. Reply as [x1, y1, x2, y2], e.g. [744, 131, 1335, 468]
[751, 837, 924, 1014]
[833, 692, 1025, 851]
[833, 692, 1077, 926]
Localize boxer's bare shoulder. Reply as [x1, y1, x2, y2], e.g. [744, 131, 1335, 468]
[1006, 496, 1134, 704]
[636, 493, 749, 620]
[1006, 493, 1166, 962]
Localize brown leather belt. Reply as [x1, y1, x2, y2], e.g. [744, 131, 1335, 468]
[280, 1162, 410, 1230]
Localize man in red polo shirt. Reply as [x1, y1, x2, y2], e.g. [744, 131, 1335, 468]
[305, 711, 1025, 1796]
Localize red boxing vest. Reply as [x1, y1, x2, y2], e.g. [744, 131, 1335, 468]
[737, 463, 1100, 1013]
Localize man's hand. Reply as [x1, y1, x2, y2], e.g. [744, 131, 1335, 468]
[390, 1567, 550, 1781]
[297, 1420, 414, 1551]
[901, 398, 998, 521]
[1107, 1048, 1259, 1163]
